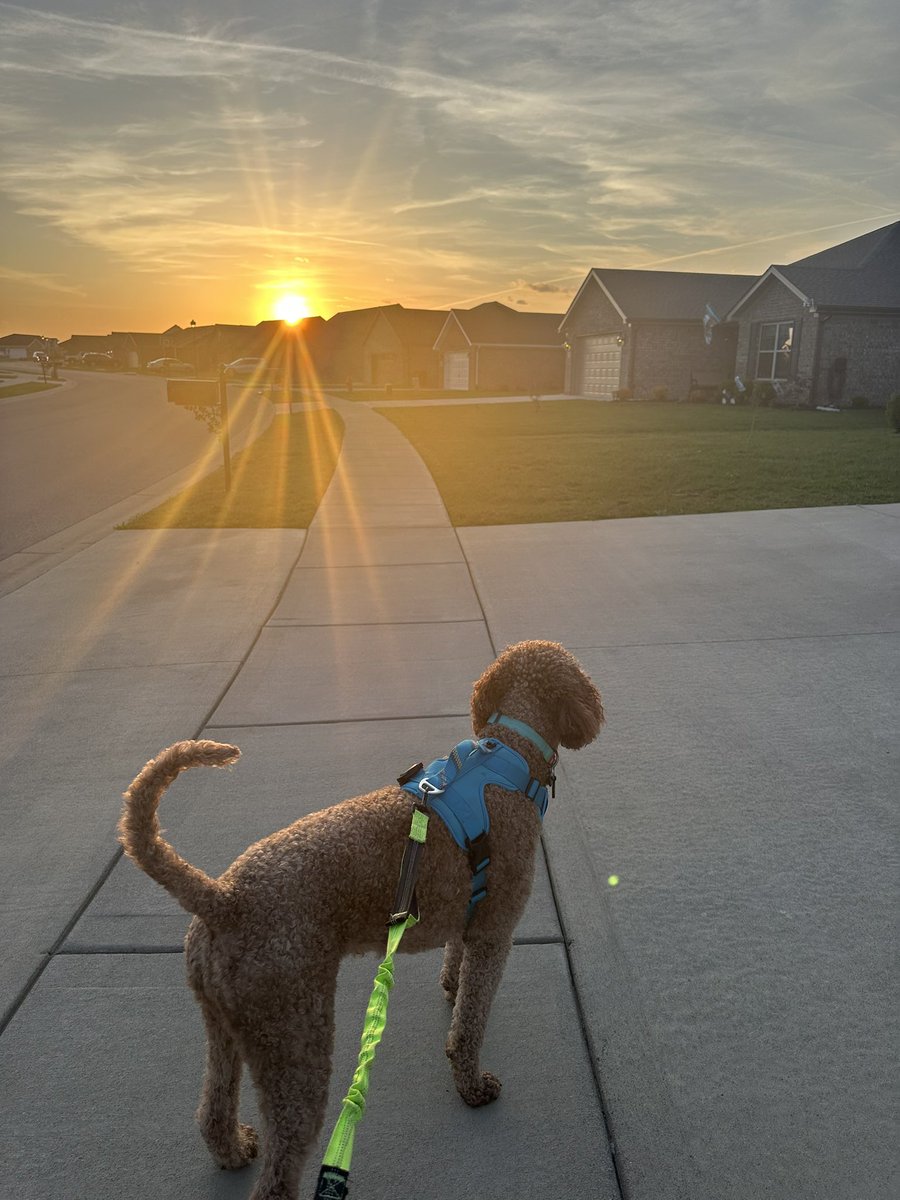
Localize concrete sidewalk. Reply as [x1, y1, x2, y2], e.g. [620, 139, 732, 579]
[0, 392, 897, 1199]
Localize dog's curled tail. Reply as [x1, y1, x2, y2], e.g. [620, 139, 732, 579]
[119, 740, 240, 927]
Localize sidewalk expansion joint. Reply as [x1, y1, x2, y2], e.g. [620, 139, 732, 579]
[204, 712, 471, 731]
[265, 618, 485, 629]
[1, 529, 310, 1039]
[569, 628, 900, 652]
[57, 944, 184, 956]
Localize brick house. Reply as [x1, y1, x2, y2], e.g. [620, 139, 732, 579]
[725, 221, 900, 407]
[57, 333, 115, 360]
[560, 269, 754, 400]
[360, 306, 445, 387]
[0, 333, 46, 360]
[109, 330, 171, 368]
[433, 303, 566, 392]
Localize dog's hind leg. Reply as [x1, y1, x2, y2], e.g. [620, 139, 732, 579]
[440, 937, 464, 1003]
[445, 932, 512, 1107]
[196, 996, 259, 1169]
[242, 962, 339, 1200]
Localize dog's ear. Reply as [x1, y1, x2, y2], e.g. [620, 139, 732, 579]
[556, 678, 605, 750]
[470, 653, 512, 734]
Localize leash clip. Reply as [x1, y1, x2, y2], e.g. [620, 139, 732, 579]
[418, 777, 445, 797]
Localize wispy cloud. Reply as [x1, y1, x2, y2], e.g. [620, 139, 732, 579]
[0, 266, 85, 297]
[0, 0, 897, 332]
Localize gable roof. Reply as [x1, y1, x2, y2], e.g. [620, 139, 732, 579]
[438, 302, 565, 347]
[379, 305, 446, 345]
[563, 269, 756, 327]
[0, 333, 44, 347]
[727, 220, 900, 317]
[788, 221, 898, 270]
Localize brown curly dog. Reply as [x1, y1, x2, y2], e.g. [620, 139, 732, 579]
[119, 640, 604, 1199]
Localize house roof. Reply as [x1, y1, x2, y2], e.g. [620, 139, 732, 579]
[438, 302, 565, 347]
[564, 269, 756, 326]
[0, 333, 43, 347]
[58, 334, 114, 351]
[726, 220, 900, 316]
[379, 305, 446, 345]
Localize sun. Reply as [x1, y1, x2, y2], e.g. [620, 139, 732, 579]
[273, 293, 311, 325]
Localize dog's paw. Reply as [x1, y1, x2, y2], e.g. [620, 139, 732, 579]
[458, 1071, 502, 1107]
[217, 1124, 259, 1170]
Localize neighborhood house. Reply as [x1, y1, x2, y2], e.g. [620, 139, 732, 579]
[7, 221, 897, 406]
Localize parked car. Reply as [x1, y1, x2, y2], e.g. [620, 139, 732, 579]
[145, 357, 195, 375]
[224, 357, 267, 379]
[80, 352, 115, 369]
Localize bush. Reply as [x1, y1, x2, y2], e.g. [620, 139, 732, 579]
[751, 381, 775, 407]
[649, 385, 669, 402]
[613, 387, 633, 401]
[887, 394, 900, 432]
[849, 395, 868, 409]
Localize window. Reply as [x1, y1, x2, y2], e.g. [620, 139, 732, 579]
[756, 321, 794, 380]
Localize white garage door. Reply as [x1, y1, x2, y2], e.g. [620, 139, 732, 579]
[576, 335, 622, 398]
[443, 352, 469, 390]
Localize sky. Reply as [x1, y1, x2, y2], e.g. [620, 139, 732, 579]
[1, 0, 898, 339]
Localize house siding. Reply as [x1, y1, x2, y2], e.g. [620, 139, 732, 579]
[816, 313, 900, 406]
[734, 277, 811, 387]
[476, 345, 565, 393]
[630, 321, 737, 400]
[363, 313, 403, 385]
[563, 277, 624, 338]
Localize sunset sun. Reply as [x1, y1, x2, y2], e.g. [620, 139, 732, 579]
[273, 293, 311, 325]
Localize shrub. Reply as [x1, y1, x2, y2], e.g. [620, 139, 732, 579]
[649, 385, 669, 402]
[849, 395, 868, 409]
[887, 394, 900, 432]
[751, 381, 775, 407]
[613, 387, 633, 401]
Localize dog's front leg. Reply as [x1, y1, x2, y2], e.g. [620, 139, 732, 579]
[445, 933, 511, 1106]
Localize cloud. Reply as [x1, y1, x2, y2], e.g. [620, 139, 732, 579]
[0, 266, 85, 297]
[0, 0, 898, 330]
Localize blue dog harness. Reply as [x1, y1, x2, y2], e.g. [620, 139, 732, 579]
[399, 713, 556, 920]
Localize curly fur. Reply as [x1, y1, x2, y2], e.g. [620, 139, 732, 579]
[119, 640, 603, 1200]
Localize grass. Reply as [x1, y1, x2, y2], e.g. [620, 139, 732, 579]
[121, 410, 344, 528]
[325, 386, 535, 402]
[378, 400, 900, 525]
[0, 380, 63, 398]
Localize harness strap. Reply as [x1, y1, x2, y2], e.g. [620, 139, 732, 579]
[400, 736, 550, 920]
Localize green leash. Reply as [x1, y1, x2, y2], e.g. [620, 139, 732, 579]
[314, 803, 430, 1199]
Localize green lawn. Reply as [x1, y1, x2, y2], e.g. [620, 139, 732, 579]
[325, 386, 533, 402]
[0, 380, 63, 398]
[378, 400, 900, 524]
[121, 410, 344, 528]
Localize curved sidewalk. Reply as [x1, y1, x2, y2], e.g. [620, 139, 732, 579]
[0, 390, 896, 1199]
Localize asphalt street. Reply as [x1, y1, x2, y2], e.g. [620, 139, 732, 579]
[0, 365, 270, 558]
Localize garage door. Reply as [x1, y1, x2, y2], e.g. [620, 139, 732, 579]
[443, 352, 469, 390]
[576, 335, 622, 398]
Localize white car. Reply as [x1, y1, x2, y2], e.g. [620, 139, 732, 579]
[146, 358, 195, 375]
[224, 357, 267, 379]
